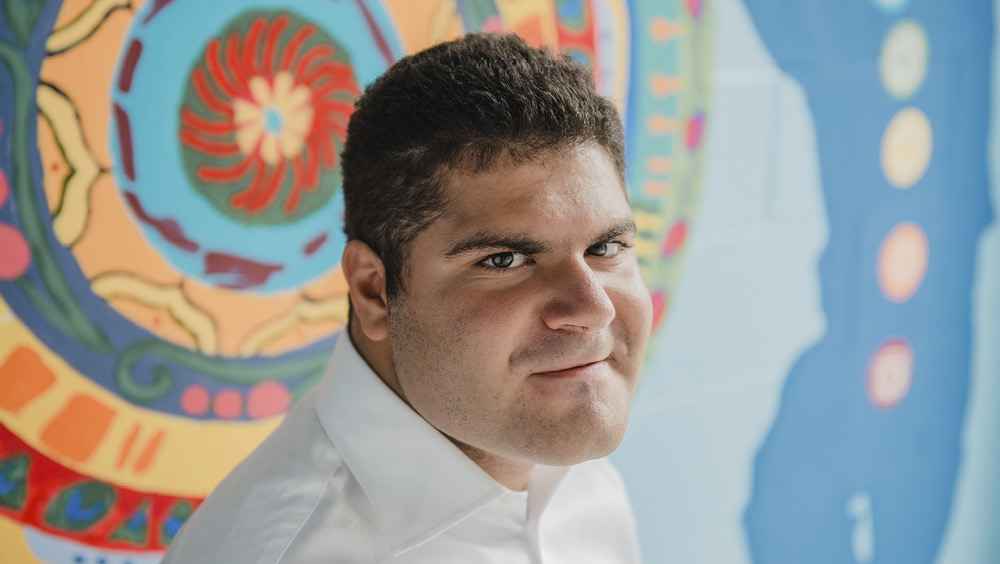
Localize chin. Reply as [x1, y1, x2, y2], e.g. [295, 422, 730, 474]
[527, 420, 628, 467]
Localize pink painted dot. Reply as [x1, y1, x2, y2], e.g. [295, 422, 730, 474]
[246, 380, 292, 419]
[482, 15, 504, 33]
[213, 388, 244, 419]
[685, 0, 704, 19]
[662, 219, 688, 257]
[685, 112, 705, 151]
[867, 338, 914, 410]
[0, 223, 31, 280]
[650, 290, 668, 330]
[0, 168, 9, 207]
[180, 384, 210, 416]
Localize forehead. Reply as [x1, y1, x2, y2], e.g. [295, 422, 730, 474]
[431, 144, 631, 242]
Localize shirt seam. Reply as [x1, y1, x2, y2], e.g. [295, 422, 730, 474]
[268, 468, 338, 564]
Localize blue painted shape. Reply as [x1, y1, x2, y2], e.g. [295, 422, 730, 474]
[162, 515, 183, 539]
[126, 509, 147, 531]
[66, 491, 107, 523]
[264, 107, 283, 134]
[742, 1, 994, 563]
[163, 517, 184, 537]
[557, 0, 585, 20]
[0, 474, 17, 495]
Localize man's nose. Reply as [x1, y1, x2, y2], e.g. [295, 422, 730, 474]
[540, 258, 616, 332]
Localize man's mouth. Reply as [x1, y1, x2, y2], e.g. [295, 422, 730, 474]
[533, 358, 609, 378]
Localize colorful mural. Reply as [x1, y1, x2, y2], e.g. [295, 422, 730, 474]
[0, 1, 711, 561]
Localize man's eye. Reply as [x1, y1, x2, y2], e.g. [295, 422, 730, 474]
[588, 242, 622, 257]
[482, 252, 528, 269]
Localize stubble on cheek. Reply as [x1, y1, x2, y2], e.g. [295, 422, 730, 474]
[386, 295, 504, 433]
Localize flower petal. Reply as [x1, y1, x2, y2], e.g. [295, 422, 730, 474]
[261, 135, 280, 165]
[233, 98, 261, 126]
[283, 85, 311, 112]
[285, 108, 314, 136]
[273, 72, 294, 99]
[249, 75, 272, 106]
[236, 121, 264, 154]
[279, 131, 305, 159]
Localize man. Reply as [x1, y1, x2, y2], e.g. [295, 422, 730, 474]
[163, 33, 652, 563]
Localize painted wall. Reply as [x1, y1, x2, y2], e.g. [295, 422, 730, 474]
[0, 1, 995, 563]
[613, 0, 1000, 563]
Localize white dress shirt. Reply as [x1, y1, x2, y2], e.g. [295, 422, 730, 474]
[162, 334, 642, 563]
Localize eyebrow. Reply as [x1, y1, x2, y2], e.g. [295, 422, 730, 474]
[444, 233, 551, 257]
[594, 218, 637, 245]
[443, 217, 637, 258]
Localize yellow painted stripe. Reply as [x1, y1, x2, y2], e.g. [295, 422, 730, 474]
[46, 0, 132, 54]
[239, 295, 348, 357]
[37, 84, 103, 247]
[90, 273, 219, 356]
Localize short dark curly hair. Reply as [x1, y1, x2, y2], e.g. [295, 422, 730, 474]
[340, 33, 626, 299]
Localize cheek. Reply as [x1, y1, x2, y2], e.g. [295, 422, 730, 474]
[611, 275, 654, 341]
[427, 283, 540, 339]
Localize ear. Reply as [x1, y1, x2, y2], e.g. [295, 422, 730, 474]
[341, 240, 389, 341]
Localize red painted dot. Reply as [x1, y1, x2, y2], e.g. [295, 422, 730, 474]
[180, 384, 210, 416]
[685, 0, 704, 19]
[651, 291, 668, 330]
[213, 388, 244, 419]
[247, 380, 292, 419]
[685, 113, 705, 151]
[0, 168, 8, 207]
[662, 220, 688, 257]
[0, 223, 31, 280]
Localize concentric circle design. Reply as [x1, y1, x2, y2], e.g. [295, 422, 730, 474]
[108, 2, 387, 294]
[179, 10, 357, 225]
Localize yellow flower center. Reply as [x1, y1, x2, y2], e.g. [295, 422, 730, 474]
[233, 72, 314, 165]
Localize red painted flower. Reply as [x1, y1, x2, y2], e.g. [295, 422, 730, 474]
[179, 11, 359, 223]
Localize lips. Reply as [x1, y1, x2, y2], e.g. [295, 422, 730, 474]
[533, 357, 609, 378]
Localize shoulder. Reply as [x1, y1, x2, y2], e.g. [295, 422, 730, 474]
[161, 389, 390, 564]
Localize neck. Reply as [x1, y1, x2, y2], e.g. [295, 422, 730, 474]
[450, 438, 535, 491]
[348, 318, 535, 491]
[349, 319, 400, 396]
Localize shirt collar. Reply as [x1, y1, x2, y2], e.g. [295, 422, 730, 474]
[314, 333, 509, 554]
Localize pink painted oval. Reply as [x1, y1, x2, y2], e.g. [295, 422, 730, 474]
[0, 223, 31, 280]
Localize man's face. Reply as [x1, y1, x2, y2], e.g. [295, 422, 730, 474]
[385, 143, 652, 467]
